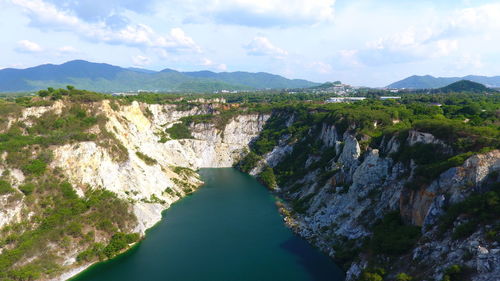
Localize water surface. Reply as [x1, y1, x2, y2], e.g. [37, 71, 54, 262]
[72, 168, 344, 281]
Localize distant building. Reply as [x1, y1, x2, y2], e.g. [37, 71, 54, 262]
[380, 96, 401, 100]
[326, 97, 366, 103]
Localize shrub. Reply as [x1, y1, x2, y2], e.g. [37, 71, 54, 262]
[19, 183, 36, 195]
[238, 151, 262, 172]
[359, 272, 382, 281]
[102, 232, 140, 259]
[0, 180, 14, 195]
[136, 152, 157, 165]
[359, 268, 386, 281]
[258, 166, 277, 189]
[441, 264, 468, 281]
[439, 184, 500, 239]
[166, 123, 193, 139]
[396, 273, 413, 281]
[452, 221, 476, 239]
[22, 159, 47, 176]
[369, 211, 421, 255]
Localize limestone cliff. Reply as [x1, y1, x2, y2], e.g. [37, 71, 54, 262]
[1, 98, 498, 281]
[241, 116, 500, 281]
[0, 99, 269, 281]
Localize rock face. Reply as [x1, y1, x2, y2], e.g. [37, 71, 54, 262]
[50, 101, 269, 234]
[402, 150, 500, 227]
[1, 101, 498, 281]
[0, 99, 270, 280]
[249, 116, 500, 281]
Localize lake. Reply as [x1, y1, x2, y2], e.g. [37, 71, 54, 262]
[71, 168, 344, 281]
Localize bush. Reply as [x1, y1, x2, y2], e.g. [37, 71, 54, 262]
[22, 159, 47, 176]
[396, 273, 413, 281]
[166, 123, 193, 139]
[452, 221, 476, 239]
[238, 151, 262, 172]
[359, 268, 386, 281]
[0, 180, 14, 195]
[258, 166, 277, 189]
[439, 183, 499, 239]
[441, 264, 468, 281]
[102, 233, 140, 259]
[135, 152, 157, 165]
[359, 272, 382, 281]
[369, 211, 421, 255]
[19, 183, 36, 195]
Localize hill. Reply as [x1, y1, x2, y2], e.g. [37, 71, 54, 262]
[388, 75, 500, 89]
[433, 80, 494, 93]
[0, 60, 319, 92]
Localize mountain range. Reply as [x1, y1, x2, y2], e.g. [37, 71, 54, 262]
[388, 75, 500, 89]
[0, 60, 319, 93]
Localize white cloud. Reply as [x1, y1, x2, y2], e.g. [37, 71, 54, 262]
[184, 0, 335, 27]
[43, 0, 157, 22]
[353, 3, 500, 67]
[11, 0, 201, 53]
[201, 58, 227, 71]
[245, 36, 288, 59]
[132, 55, 152, 66]
[15, 39, 43, 53]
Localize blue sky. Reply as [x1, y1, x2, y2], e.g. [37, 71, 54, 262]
[1, 0, 499, 86]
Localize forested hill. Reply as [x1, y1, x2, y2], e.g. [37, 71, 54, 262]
[388, 75, 500, 89]
[432, 80, 495, 93]
[0, 60, 319, 93]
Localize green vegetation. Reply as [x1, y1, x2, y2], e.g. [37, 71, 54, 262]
[441, 264, 469, 281]
[0, 95, 129, 165]
[238, 151, 262, 173]
[77, 233, 140, 262]
[18, 183, 35, 195]
[369, 211, 421, 256]
[22, 159, 47, 176]
[0, 86, 497, 280]
[172, 166, 196, 179]
[439, 181, 500, 240]
[258, 166, 277, 189]
[165, 122, 193, 139]
[136, 151, 157, 165]
[434, 80, 493, 94]
[395, 273, 413, 281]
[0, 176, 137, 280]
[0, 180, 14, 195]
[358, 268, 386, 281]
[238, 93, 499, 193]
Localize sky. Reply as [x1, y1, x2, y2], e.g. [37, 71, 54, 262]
[1, 0, 500, 86]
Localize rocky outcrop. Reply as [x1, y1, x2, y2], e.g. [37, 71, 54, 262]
[49, 101, 269, 234]
[320, 123, 339, 147]
[1, 99, 270, 281]
[252, 117, 499, 281]
[402, 150, 500, 227]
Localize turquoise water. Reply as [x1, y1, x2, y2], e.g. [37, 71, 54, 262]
[71, 168, 344, 281]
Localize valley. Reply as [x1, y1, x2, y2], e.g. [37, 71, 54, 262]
[0, 88, 498, 281]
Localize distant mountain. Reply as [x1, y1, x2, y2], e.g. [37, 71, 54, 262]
[0, 60, 319, 92]
[388, 75, 500, 89]
[127, 67, 156, 74]
[433, 80, 494, 93]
